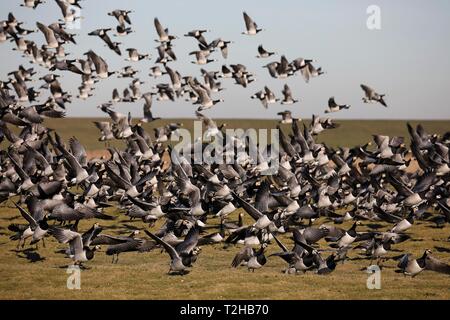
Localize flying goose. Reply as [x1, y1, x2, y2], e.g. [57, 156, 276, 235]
[280, 84, 298, 105]
[12, 201, 48, 249]
[256, 44, 275, 58]
[361, 84, 387, 107]
[277, 110, 295, 124]
[242, 12, 263, 35]
[85, 50, 115, 79]
[190, 50, 217, 65]
[108, 9, 133, 25]
[325, 97, 350, 113]
[93, 121, 114, 141]
[154, 17, 177, 43]
[50, 227, 101, 268]
[36, 22, 60, 49]
[88, 28, 122, 56]
[251, 86, 278, 109]
[21, 0, 45, 9]
[126, 48, 150, 62]
[184, 29, 209, 46]
[144, 230, 191, 274]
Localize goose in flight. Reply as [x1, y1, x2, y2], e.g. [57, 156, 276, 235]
[36, 22, 59, 49]
[88, 28, 122, 56]
[154, 17, 177, 43]
[281, 84, 298, 105]
[108, 9, 133, 26]
[277, 110, 297, 124]
[85, 50, 115, 79]
[193, 86, 224, 111]
[190, 50, 217, 65]
[21, 0, 45, 9]
[251, 86, 278, 109]
[126, 48, 150, 62]
[145, 230, 195, 275]
[242, 12, 263, 35]
[50, 227, 101, 268]
[361, 84, 387, 107]
[325, 97, 350, 113]
[256, 45, 275, 58]
[12, 201, 49, 249]
[93, 121, 114, 142]
[184, 29, 209, 47]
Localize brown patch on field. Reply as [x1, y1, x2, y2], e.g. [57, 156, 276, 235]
[86, 150, 111, 160]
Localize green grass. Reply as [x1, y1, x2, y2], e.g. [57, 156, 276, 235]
[0, 206, 449, 300]
[1, 119, 450, 300]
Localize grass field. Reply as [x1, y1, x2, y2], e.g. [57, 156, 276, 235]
[1, 119, 450, 300]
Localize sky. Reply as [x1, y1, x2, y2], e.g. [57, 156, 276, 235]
[0, 0, 449, 119]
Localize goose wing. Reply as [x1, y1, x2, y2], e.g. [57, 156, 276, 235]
[13, 202, 37, 229]
[425, 254, 450, 274]
[243, 12, 255, 31]
[145, 230, 180, 261]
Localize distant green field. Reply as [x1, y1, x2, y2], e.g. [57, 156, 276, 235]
[11, 118, 449, 152]
[1, 119, 450, 300]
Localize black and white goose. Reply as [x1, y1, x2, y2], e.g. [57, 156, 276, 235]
[280, 84, 298, 105]
[231, 244, 267, 272]
[145, 230, 193, 275]
[12, 201, 49, 249]
[242, 12, 263, 35]
[361, 84, 387, 107]
[397, 250, 450, 277]
[256, 44, 275, 58]
[126, 48, 150, 62]
[325, 97, 350, 113]
[333, 221, 361, 249]
[50, 227, 101, 268]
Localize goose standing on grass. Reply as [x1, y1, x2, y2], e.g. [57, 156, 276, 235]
[397, 249, 450, 277]
[361, 84, 387, 107]
[242, 12, 263, 35]
[231, 244, 267, 272]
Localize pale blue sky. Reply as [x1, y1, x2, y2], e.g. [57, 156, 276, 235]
[0, 0, 449, 119]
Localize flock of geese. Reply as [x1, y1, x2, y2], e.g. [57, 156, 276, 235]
[1, 1, 450, 280]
